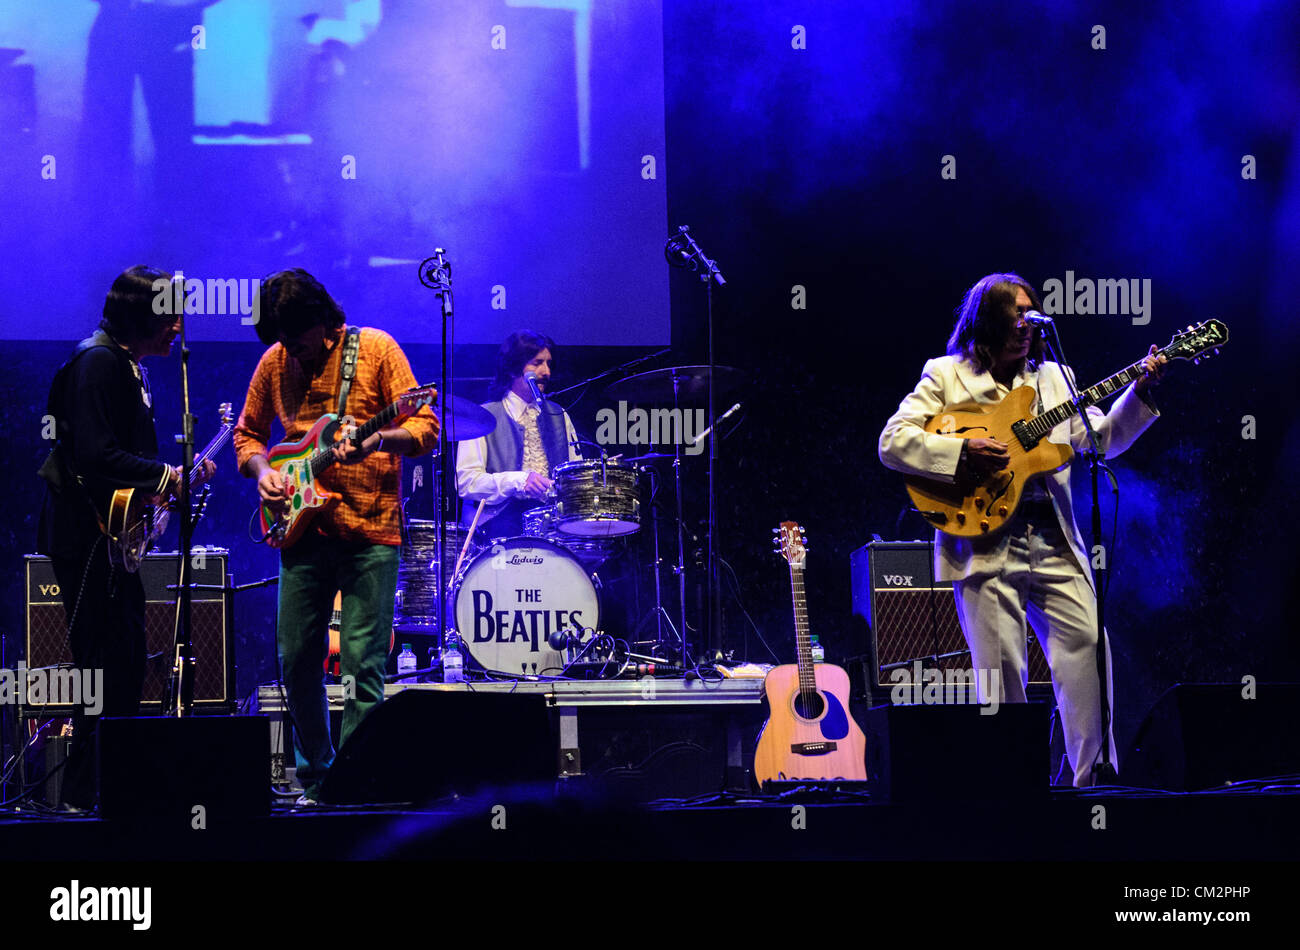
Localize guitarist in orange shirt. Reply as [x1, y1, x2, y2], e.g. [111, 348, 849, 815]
[234, 269, 439, 805]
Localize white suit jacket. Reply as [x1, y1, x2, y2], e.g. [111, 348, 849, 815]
[878, 356, 1158, 586]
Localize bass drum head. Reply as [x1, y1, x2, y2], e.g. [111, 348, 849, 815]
[452, 537, 599, 676]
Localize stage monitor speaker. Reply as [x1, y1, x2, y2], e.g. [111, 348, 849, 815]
[1122, 683, 1300, 791]
[319, 689, 554, 804]
[25, 552, 234, 712]
[864, 702, 1048, 801]
[851, 540, 1050, 688]
[97, 716, 269, 822]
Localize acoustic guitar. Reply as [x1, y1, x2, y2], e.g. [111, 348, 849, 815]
[905, 320, 1228, 538]
[256, 385, 436, 549]
[753, 521, 868, 785]
[106, 402, 234, 571]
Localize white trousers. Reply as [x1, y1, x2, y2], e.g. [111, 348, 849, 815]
[952, 509, 1117, 787]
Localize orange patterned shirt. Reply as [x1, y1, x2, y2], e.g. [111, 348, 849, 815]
[234, 326, 439, 546]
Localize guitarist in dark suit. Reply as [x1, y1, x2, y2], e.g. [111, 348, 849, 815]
[37, 265, 216, 811]
[878, 272, 1166, 787]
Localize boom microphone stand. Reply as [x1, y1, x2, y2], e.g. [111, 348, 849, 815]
[665, 226, 726, 660]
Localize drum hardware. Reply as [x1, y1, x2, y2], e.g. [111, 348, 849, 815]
[603, 360, 745, 667]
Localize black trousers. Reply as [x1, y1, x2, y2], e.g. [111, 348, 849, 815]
[51, 537, 146, 808]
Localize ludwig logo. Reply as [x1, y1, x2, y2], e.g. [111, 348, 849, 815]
[882, 574, 914, 587]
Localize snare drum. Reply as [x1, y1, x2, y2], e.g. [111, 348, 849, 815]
[396, 520, 481, 627]
[552, 459, 641, 537]
[452, 537, 599, 675]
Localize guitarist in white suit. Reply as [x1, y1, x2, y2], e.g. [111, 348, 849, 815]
[878, 273, 1166, 787]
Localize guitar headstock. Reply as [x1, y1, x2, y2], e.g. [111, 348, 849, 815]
[1163, 319, 1228, 365]
[218, 401, 234, 426]
[773, 521, 807, 569]
[398, 385, 438, 415]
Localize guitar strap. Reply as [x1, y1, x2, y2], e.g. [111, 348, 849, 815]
[336, 325, 361, 417]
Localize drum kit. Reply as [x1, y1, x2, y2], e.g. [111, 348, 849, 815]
[395, 364, 742, 680]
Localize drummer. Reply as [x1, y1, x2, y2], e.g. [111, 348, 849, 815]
[455, 330, 582, 537]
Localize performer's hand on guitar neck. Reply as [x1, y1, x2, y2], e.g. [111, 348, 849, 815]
[960, 437, 1010, 478]
[1133, 344, 1168, 393]
[331, 431, 382, 465]
[162, 460, 218, 500]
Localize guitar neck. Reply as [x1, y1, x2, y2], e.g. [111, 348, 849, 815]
[307, 400, 406, 478]
[1023, 353, 1159, 443]
[188, 425, 234, 482]
[789, 564, 817, 695]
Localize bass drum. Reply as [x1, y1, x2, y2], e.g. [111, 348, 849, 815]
[452, 537, 599, 676]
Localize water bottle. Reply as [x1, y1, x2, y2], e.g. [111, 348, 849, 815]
[397, 643, 417, 683]
[810, 635, 825, 664]
[442, 633, 465, 684]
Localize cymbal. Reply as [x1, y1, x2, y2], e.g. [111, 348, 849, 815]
[621, 452, 675, 464]
[604, 365, 745, 404]
[438, 393, 496, 441]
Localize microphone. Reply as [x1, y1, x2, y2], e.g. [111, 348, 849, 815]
[1023, 311, 1054, 327]
[524, 371, 548, 406]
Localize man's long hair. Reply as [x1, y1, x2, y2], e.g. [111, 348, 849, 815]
[255, 269, 346, 346]
[947, 272, 1045, 374]
[492, 330, 555, 397]
[99, 265, 174, 344]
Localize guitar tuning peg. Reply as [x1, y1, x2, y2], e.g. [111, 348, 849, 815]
[1214, 348, 1221, 355]
[1193, 358, 1200, 365]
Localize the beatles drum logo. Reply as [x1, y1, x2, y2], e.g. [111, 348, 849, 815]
[468, 588, 586, 652]
[454, 542, 599, 668]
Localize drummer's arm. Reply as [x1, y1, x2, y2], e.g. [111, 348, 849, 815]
[455, 436, 528, 504]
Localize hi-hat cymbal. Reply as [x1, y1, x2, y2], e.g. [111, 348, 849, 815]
[604, 365, 744, 404]
[438, 393, 496, 441]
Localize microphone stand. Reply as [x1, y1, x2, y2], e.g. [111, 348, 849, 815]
[547, 346, 671, 400]
[1038, 321, 1118, 785]
[664, 226, 725, 662]
[419, 251, 454, 660]
[166, 272, 196, 717]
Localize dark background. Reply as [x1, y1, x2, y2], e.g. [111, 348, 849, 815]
[3, 0, 1298, 763]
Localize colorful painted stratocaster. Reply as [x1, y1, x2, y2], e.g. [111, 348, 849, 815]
[753, 521, 868, 785]
[905, 320, 1228, 538]
[257, 385, 437, 549]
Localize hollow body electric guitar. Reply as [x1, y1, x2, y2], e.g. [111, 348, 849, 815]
[258, 385, 437, 549]
[753, 522, 868, 785]
[106, 402, 235, 572]
[905, 320, 1228, 538]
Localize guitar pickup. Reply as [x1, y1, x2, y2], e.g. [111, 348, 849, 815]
[790, 741, 837, 755]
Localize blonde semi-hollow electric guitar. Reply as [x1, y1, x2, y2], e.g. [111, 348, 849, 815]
[753, 522, 868, 785]
[904, 320, 1228, 538]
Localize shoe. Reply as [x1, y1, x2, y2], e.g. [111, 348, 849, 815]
[293, 794, 320, 807]
[56, 802, 92, 816]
